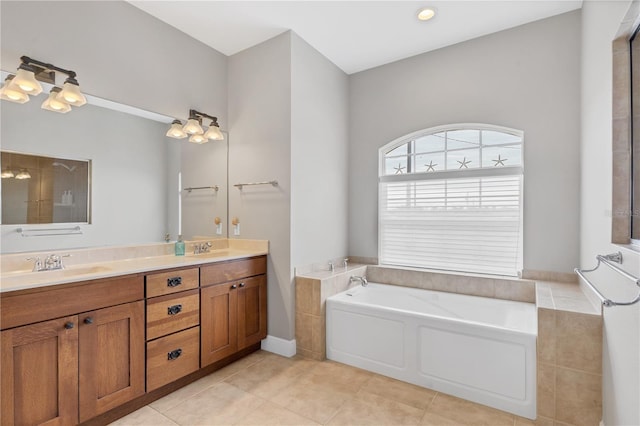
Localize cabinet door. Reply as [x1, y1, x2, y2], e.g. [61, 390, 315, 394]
[1, 316, 79, 426]
[238, 275, 267, 349]
[78, 300, 145, 422]
[201, 283, 238, 367]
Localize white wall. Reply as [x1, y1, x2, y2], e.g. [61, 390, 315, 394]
[1, 97, 171, 253]
[290, 33, 350, 270]
[228, 33, 293, 340]
[348, 11, 582, 275]
[581, 2, 640, 425]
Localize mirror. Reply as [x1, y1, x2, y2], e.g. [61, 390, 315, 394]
[1, 151, 90, 225]
[0, 78, 228, 254]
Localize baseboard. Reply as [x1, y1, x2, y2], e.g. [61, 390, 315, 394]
[600, 421, 605, 426]
[261, 335, 297, 357]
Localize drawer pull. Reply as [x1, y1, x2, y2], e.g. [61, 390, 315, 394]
[167, 304, 183, 315]
[239, 282, 246, 288]
[167, 276, 182, 287]
[231, 284, 237, 289]
[64, 322, 74, 330]
[84, 317, 93, 325]
[167, 348, 182, 360]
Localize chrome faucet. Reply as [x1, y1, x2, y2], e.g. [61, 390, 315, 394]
[329, 262, 335, 272]
[27, 253, 70, 272]
[194, 241, 212, 254]
[343, 258, 349, 269]
[349, 275, 368, 287]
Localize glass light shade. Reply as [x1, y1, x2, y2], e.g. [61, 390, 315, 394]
[56, 80, 87, 106]
[183, 118, 204, 135]
[13, 67, 43, 95]
[189, 133, 208, 144]
[166, 120, 187, 139]
[417, 7, 436, 21]
[41, 88, 72, 113]
[204, 123, 224, 140]
[1, 168, 14, 178]
[15, 169, 31, 179]
[0, 77, 30, 104]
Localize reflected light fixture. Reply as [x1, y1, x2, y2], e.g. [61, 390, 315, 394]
[15, 169, 31, 180]
[1, 167, 15, 179]
[0, 75, 30, 103]
[1, 55, 87, 113]
[417, 7, 436, 21]
[167, 109, 225, 144]
[41, 87, 72, 113]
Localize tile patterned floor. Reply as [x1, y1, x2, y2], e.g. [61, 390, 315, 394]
[110, 351, 550, 426]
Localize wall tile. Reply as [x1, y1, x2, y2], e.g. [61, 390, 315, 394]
[555, 311, 602, 374]
[295, 313, 313, 352]
[537, 308, 556, 364]
[537, 363, 556, 419]
[494, 279, 535, 302]
[555, 368, 602, 426]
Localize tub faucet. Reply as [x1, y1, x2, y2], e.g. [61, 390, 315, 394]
[349, 275, 368, 287]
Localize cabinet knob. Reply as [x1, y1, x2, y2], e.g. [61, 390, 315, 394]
[84, 317, 93, 325]
[167, 348, 182, 360]
[167, 304, 183, 315]
[231, 284, 237, 289]
[64, 322, 74, 329]
[239, 282, 246, 288]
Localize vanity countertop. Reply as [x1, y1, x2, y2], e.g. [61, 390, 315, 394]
[0, 240, 268, 293]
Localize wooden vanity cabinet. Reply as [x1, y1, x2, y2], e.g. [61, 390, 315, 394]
[0, 275, 145, 426]
[200, 256, 267, 367]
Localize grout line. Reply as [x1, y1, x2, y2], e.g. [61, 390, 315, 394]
[149, 406, 180, 426]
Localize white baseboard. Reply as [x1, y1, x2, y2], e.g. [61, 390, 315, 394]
[600, 421, 605, 426]
[261, 335, 296, 357]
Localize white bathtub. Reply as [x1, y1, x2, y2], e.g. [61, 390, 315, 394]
[326, 282, 537, 419]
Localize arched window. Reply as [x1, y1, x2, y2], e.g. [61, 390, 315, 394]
[379, 124, 524, 276]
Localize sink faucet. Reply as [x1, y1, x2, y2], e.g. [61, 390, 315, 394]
[194, 241, 212, 254]
[329, 261, 335, 272]
[27, 253, 70, 272]
[343, 258, 349, 269]
[349, 275, 368, 287]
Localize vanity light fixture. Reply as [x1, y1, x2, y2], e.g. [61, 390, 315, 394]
[1, 167, 15, 179]
[417, 7, 436, 21]
[167, 109, 225, 143]
[1, 56, 87, 112]
[0, 75, 30, 103]
[15, 169, 31, 180]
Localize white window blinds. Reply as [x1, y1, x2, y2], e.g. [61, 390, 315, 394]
[379, 126, 524, 277]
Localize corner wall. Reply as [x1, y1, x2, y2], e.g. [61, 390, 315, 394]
[580, 2, 640, 425]
[348, 11, 581, 275]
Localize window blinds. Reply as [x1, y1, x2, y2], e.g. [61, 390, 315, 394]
[379, 172, 523, 276]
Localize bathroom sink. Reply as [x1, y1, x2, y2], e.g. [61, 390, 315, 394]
[188, 250, 232, 259]
[2, 265, 113, 279]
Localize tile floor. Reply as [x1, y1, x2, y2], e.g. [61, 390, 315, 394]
[110, 351, 549, 426]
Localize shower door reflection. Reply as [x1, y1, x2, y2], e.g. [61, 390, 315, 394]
[1, 151, 90, 225]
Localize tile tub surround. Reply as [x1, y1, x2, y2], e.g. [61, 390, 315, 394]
[295, 265, 367, 360]
[296, 265, 604, 425]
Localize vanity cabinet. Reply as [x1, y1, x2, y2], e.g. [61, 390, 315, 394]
[200, 256, 267, 367]
[145, 267, 200, 392]
[0, 275, 145, 425]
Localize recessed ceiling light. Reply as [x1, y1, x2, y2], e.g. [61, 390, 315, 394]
[417, 7, 436, 21]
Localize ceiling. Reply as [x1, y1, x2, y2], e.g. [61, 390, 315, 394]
[128, 1, 583, 75]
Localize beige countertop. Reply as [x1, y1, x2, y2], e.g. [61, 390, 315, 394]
[0, 240, 268, 293]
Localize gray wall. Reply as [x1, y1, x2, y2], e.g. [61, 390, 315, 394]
[290, 33, 349, 271]
[348, 11, 582, 275]
[1, 1, 227, 123]
[228, 33, 293, 340]
[580, 2, 640, 425]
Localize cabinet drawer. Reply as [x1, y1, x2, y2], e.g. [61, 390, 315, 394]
[201, 256, 267, 286]
[146, 267, 199, 298]
[146, 289, 199, 340]
[147, 326, 200, 391]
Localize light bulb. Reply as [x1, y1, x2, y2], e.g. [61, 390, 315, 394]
[204, 121, 224, 140]
[166, 120, 187, 139]
[56, 78, 87, 106]
[15, 169, 31, 179]
[0, 76, 30, 104]
[189, 133, 208, 144]
[12, 65, 43, 95]
[41, 87, 71, 113]
[1, 167, 14, 179]
[183, 118, 203, 135]
[417, 7, 436, 21]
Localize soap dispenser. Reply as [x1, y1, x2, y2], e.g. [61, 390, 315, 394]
[175, 235, 185, 256]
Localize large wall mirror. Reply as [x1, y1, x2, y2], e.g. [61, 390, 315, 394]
[0, 75, 228, 254]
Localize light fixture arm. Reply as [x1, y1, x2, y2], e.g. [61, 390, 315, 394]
[189, 109, 218, 123]
[20, 56, 77, 80]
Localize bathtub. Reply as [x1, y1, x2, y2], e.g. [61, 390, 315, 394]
[326, 282, 537, 419]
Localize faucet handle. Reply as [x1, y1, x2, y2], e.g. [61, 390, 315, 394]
[343, 258, 349, 268]
[26, 257, 43, 272]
